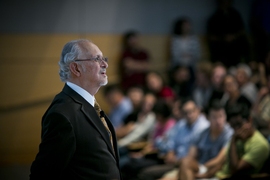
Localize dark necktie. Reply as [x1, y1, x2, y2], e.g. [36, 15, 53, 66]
[94, 100, 115, 154]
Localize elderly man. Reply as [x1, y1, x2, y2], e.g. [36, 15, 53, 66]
[30, 39, 121, 180]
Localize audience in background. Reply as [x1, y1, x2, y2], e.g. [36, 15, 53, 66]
[116, 86, 145, 139]
[208, 62, 227, 108]
[235, 63, 258, 103]
[249, 61, 268, 89]
[169, 65, 194, 101]
[160, 101, 233, 180]
[121, 100, 176, 180]
[145, 71, 176, 108]
[103, 83, 133, 129]
[171, 98, 184, 121]
[221, 74, 252, 113]
[117, 92, 155, 170]
[216, 103, 269, 179]
[137, 100, 209, 180]
[170, 17, 201, 72]
[192, 61, 213, 110]
[118, 93, 157, 148]
[119, 30, 150, 91]
[102, 3, 270, 179]
[252, 76, 270, 140]
[126, 85, 145, 114]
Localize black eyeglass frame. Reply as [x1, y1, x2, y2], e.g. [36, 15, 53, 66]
[74, 56, 108, 63]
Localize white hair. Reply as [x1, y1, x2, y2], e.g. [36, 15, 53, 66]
[58, 39, 90, 82]
[237, 63, 252, 78]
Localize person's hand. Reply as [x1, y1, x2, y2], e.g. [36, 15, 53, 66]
[164, 151, 177, 165]
[195, 172, 208, 179]
[234, 123, 252, 140]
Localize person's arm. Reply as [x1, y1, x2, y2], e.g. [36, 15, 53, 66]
[164, 151, 178, 165]
[204, 147, 227, 169]
[196, 147, 227, 178]
[123, 57, 150, 72]
[30, 113, 76, 180]
[115, 121, 135, 139]
[229, 126, 254, 174]
[187, 146, 198, 159]
[118, 113, 155, 147]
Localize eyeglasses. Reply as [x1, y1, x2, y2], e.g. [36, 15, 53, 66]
[75, 56, 108, 64]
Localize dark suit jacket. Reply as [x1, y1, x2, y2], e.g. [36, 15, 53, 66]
[30, 84, 121, 180]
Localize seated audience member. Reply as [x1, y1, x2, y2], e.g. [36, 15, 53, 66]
[252, 82, 270, 139]
[121, 100, 176, 180]
[103, 83, 133, 128]
[171, 98, 184, 121]
[116, 86, 145, 139]
[208, 62, 227, 107]
[161, 101, 233, 180]
[215, 103, 270, 179]
[118, 92, 154, 169]
[117, 93, 157, 148]
[192, 61, 213, 110]
[235, 63, 258, 103]
[137, 99, 209, 180]
[126, 85, 145, 111]
[145, 71, 176, 107]
[119, 30, 150, 90]
[248, 61, 267, 89]
[221, 74, 252, 113]
[169, 65, 194, 100]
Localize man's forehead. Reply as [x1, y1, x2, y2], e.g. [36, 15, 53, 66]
[78, 42, 102, 57]
[229, 116, 245, 124]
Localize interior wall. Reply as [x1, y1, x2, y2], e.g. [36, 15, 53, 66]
[0, 0, 253, 165]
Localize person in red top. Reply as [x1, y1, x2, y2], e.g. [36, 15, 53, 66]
[119, 30, 150, 90]
[145, 71, 176, 108]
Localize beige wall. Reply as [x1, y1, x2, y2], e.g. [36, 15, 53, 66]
[0, 34, 208, 165]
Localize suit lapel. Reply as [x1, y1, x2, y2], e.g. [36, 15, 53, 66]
[62, 84, 117, 159]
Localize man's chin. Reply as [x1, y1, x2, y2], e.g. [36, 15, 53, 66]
[100, 80, 108, 86]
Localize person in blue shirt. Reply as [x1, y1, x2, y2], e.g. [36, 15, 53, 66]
[138, 99, 209, 180]
[160, 101, 233, 180]
[103, 83, 133, 129]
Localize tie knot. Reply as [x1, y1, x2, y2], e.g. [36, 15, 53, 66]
[94, 100, 101, 112]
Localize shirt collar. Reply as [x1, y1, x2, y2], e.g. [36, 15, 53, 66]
[66, 81, 95, 107]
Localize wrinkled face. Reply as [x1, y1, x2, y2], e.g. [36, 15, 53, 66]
[182, 101, 199, 124]
[224, 75, 238, 94]
[78, 42, 108, 88]
[209, 109, 226, 132]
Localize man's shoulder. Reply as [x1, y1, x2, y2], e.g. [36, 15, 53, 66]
[249, 131, 269, 147]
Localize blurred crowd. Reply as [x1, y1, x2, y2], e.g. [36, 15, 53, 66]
[104, 0, 270, 179]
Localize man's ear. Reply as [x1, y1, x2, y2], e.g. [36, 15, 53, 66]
[69, 62, 81, 77]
